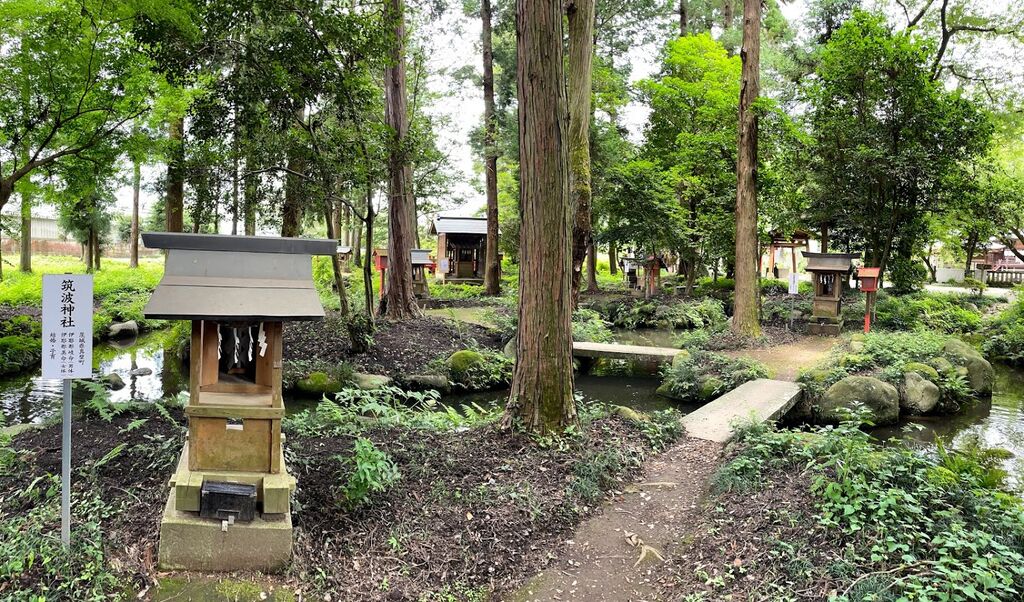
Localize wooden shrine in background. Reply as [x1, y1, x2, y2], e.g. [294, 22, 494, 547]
[802, 252, 858, 336]
[142, 232, 335, 572]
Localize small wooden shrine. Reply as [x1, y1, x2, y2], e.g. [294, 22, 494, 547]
[430, 216, 490, 284]
[372, 248, 434, 298]
[802, 252, 858, 336]
[142, 232, 335, 572]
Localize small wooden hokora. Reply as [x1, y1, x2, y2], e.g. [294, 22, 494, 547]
[142, 232, 335, 572]
[801, 251, 859, 336]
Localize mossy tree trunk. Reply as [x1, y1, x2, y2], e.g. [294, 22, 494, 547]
[567, 0, 595, 306]
[482, 0, 501, 296]
[502, 0, 577, 435]
[731, 0, 761, 338]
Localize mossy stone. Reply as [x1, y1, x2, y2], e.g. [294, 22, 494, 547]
[295, 371, 342, 395]
[672, 350, 692, 368]
[927, 356, 955, 374]
[818, 375, 900, 426]
[698, 376, 725, 400]
[447, 350, 485, 380]
[612, 405, 648, 423]
[353, 373, 392, 390]
[839, 354, 871, 369]
[903, 362, 939, 382]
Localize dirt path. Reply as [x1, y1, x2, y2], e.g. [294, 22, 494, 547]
[724, 335, 837, 381]
[509, 437, 722, 602]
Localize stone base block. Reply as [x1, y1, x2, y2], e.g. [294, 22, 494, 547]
[808, 321, 843, 336]
[158, 489, 292, 572]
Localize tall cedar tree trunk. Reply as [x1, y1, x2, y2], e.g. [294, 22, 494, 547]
[166, 116, 185, 232]
[363, 185, 376, 321]
[482, 0, 502, 296]
[501, 0, 578, 434]
[282, 107, 306, 237]
[679, 0, 688, 35]
[586, 241, 597, 290]
[609, 242, 617, 274]
[820, 223, 829, 253]
[381, 0, 421, 320]
[731, 0, 761, 337]
[19, 186, 31, 272]
[93, 229, 101, 271]
[130, 159, 140, 267]
[567, 0, 595, 305]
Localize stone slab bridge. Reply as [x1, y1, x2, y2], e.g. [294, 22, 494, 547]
[680, 379, 802, 443]
[571, 341, 680, 364]
[570, 342, 803, 444]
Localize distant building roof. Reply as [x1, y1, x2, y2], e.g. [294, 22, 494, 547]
[142, 233, 335, 321]
[430, 217, 488, 235]
[802, 252, 859, 274]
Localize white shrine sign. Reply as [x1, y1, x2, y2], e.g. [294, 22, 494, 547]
[42, 274, 94, 379]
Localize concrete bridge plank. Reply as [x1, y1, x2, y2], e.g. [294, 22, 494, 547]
[680, 379, 802, 443]
[572, 341, 679, 363]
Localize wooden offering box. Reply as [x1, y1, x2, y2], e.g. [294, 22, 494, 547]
[143, 232, 334, 571]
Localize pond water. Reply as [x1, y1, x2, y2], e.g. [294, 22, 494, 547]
[0, 331, 186, 425]
[3, 328, 1024, 480]
[872, 364, 1024, 476]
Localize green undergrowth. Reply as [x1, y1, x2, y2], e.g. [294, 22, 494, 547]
[0, 256, 163, 307]
[0, 397, 185, 600]
[588, 296, 727, 330]
[798, 331, 977, 405]
[658, 350, 769, 402]
[982, 289, 1024, 365]
[706, 418, 1024, 601]
[284, 386, 501, 438]
[874, 290, 996, 334]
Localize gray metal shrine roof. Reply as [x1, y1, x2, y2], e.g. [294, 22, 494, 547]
[411, 249, 432, 265]
[801, 252, 860, 273]
[429, 216, 488, 235]
[142, 232, 336, 321]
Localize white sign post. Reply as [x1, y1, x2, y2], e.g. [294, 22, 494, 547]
[41, 274, 93, 546]
[788, 273, 800, 330]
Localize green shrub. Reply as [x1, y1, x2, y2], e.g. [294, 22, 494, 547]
[593, 297, 726, 330]
[429, 283, 487, 300]
[0, 335, 40, 376]
[982, 295, 1024, 364]
[875, 291, 983, 333]
[446, 349, 512, 390]
[572, 308, 614, 343]
[337, 437, 401, 508]
[658, 350, 769, 401]
[887, 256, 929, 294]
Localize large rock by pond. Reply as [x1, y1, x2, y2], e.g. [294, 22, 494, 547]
[901, 372, 940, 414]
[107, 320, 139, 339]
[818, 376, 899, 425]
[903, 362, 939, 382]
[404, 374, 451, 393]
[100, 373, 125, 391]
[353, 372, 392, 390]
[296, 372, 344, 395]
[943, 339, 994, 396]
[448, 350, 484, 381]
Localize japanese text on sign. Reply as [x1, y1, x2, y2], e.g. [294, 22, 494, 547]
[42, 274, 93, 379]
